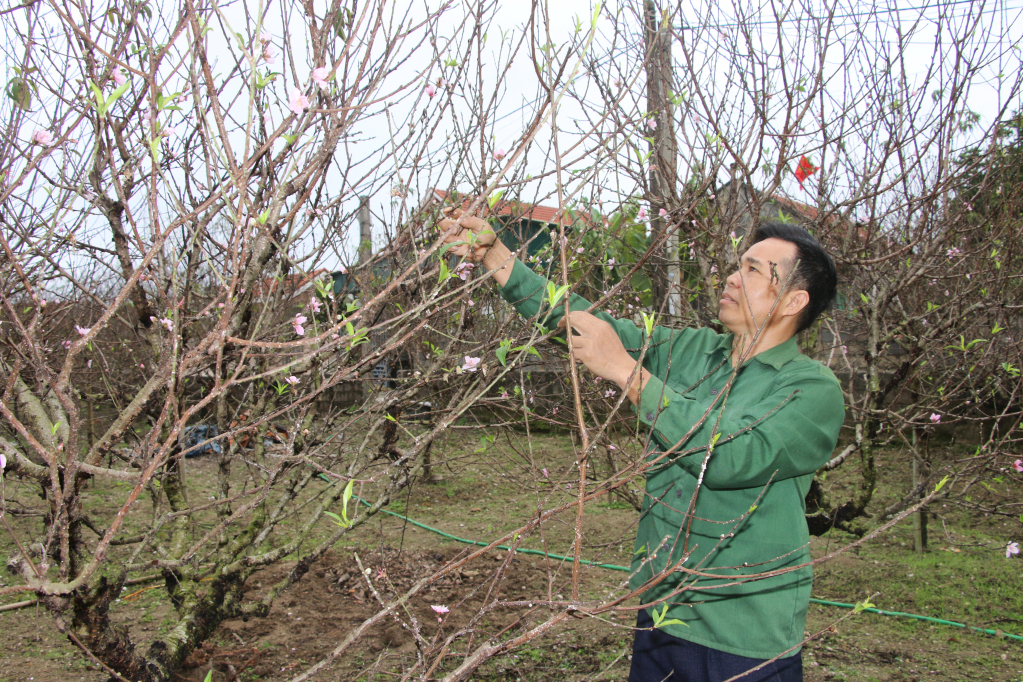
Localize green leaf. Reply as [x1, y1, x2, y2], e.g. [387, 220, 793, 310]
[333, 6, 353, 38]
[323, 511, 348, 528]
[657, 618, 688, 627]
[511, 345, 541, 358]
[87, 80, 105, 114]
[859, 292, 870, 304]
[496, 338, 512, 366]
[256, 71, 278, 90]
[108, 81, 131, 109]
[640, 311, 656, 337]
[651, 602, 688, 629]
[341, 478, 354, 524]
[155, 90, 183, 111]
[852, 597, 876, 614]
[6, 77, 31, 111]
[934, 475, 950, 493]
[546, 282, 571, 306]
[487, 190, 505, 208]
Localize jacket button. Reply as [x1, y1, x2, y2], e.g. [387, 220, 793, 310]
[710, 388, 719, 395]
[676, 490, 682, 498]
[645, 412, 654, 421]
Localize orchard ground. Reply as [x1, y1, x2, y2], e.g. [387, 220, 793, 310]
[1, 429, 1020, 682]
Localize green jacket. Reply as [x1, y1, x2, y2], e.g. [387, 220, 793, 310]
[499, 260, 845, 659]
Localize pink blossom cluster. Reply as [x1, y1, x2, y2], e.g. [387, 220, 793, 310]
[259, 32, 276, 64]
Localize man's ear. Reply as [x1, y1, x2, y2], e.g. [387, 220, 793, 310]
[783, 290, 810, 320]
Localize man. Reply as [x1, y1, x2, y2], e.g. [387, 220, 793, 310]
[439, 207, 843, 682]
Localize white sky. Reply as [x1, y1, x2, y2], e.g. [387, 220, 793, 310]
[4, 0, 1022, 278]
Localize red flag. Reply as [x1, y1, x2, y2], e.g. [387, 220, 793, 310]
[794, 155, 817, 190]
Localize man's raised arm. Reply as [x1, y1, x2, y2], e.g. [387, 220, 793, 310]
[437, 206, 661, 404]
[437, 207, 516, 287]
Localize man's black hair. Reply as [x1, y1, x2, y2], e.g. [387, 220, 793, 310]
[750, 221, 837, 333]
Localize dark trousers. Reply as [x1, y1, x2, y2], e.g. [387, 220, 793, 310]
[628, 610, 803, 682]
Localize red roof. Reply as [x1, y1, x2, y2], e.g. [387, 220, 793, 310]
[769, 194, 821, 221]
[430, 189, 584, 227]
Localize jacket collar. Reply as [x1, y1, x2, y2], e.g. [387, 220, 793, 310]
[717, 333, 800, 370]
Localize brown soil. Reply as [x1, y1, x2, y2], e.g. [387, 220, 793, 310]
[177, 542, 616, 681]
[2, 439, 1020, 682]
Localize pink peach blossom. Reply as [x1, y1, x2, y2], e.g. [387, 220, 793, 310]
[262, 43, 277, 65]
[288, 87, 310, 115]
[312, 67, 330, 91]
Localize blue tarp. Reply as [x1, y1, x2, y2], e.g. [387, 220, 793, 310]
[180, 424, 221, 458]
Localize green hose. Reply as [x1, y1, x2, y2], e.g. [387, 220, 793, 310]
[806, 598, 1022, 642]
[354, 495, 630, 573]
[352, 494, 1022, 642]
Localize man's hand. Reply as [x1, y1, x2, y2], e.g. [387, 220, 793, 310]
[557, 311, 649, 404]
[437, 207, 515, 285]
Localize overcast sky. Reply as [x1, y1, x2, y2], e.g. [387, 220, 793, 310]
[5, 0, 1022, 277]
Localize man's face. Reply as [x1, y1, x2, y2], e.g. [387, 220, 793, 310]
[718, 238, 801, 335]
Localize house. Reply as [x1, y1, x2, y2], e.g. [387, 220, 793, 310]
[712, 179, 833, 235]
[425, 188, 587, 260]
